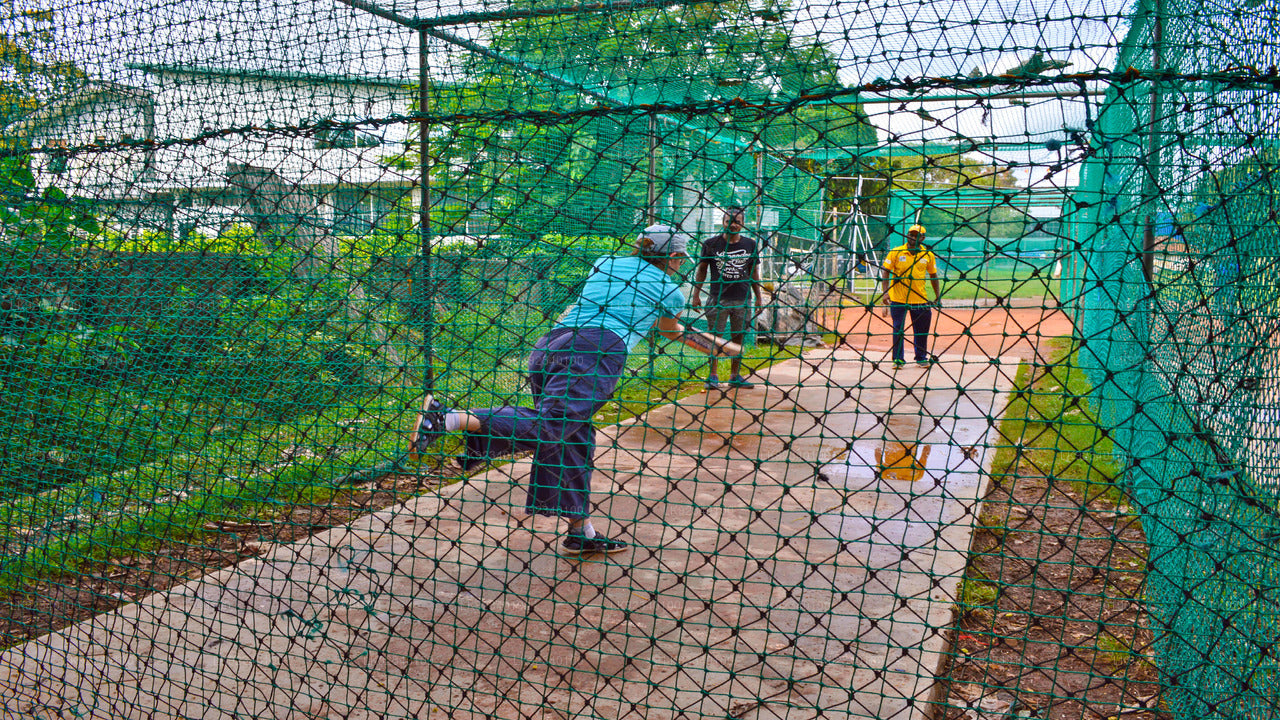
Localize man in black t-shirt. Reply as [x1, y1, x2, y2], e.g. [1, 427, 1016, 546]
[691, 206, 764, 389]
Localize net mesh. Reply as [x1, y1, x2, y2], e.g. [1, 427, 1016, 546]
[0, 0, 1277, 717]
[1071, 0, 1280, 716]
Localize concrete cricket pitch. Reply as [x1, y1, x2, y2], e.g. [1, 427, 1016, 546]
[2, 347, 1018, 720]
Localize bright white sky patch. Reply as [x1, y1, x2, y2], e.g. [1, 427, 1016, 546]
[34, 0, 1136, 191]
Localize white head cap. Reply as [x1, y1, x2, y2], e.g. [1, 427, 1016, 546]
[640, 224, 691, 257]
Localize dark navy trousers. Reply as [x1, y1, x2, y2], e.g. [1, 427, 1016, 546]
[889, 302, 932, 363]
[464, 327, 628, 519]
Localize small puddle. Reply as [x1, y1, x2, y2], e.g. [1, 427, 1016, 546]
[875, 441, 931, 483]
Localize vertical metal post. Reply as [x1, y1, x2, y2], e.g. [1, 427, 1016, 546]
[754, 145, 765, 236]
[646, 114, 658, 225]
[160, 193, 176, 242]
[419, 28, 435, 389]
[1141, 0, 1165, 286]
[886, 160, 895, 231]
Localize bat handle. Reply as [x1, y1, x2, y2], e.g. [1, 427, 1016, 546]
[719, 340, 743, 357]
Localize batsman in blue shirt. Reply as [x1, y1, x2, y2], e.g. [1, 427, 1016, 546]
[410, 225, 740, 557]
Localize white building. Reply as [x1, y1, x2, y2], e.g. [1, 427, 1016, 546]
[7, 64, 422, 243]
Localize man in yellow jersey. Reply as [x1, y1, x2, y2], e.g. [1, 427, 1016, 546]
[878, 224, 942, 368]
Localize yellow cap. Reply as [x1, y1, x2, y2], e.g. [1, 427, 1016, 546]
[908, 224, 927, 235]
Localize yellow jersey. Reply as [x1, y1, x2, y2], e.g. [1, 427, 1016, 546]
[882, 245, 938, 304]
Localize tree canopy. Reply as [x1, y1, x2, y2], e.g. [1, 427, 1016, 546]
[389, 0, 876, 237]
[1, 2, 84, 132]
[826, 152, 1021, 218]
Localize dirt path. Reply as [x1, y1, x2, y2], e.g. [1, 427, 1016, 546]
[820, 301, 1075, 362]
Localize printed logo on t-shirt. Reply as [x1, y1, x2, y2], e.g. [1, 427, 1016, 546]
[702, 235, 758, 301]
[715, 248, 754, 281]
[891, 252, 914, 275]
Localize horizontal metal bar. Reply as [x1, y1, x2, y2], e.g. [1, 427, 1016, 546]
[338, 0, 713, 29]
[790, 140, 1082, 160]
[335, 0, 418, 28]
[126, 62, 411, 89]
[418, 0, 717, 28]
[814, 89, 1110, 106]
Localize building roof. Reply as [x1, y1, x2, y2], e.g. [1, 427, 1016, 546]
[71, 141, 417, 200]
[126, 63, 414, 91]
[3, 81, 153, 139]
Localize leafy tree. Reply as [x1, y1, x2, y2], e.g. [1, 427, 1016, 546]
[827, 152, 1020, 217]
[389, 0, 875, 237]
[1, 1, 84, 131]
[485, 0, 837, 99]
[1, 0, 94, 253]
[0, 156, 99, 253]
[760, 102, 876, 154]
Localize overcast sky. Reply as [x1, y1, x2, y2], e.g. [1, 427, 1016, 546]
[28, 0, 1137, 187]
[45, 0, 1129, 86]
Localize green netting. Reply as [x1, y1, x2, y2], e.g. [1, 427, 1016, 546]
[1071, 0, 1280, 715]
[0, 0, 1278, 717]
[888, 187, 1070, 304]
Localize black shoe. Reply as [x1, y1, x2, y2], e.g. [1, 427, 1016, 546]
[705, 375, 721, 390]
[727, 374, 754, 388]
[409, 395, 448, 460]
[561, 533, 628, 557]
[458, 453, 485, 473]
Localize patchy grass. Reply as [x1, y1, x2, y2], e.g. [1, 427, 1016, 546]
[0, 337, 802, 595]
[960, 576, 1000, 613]
[988, 336, 1121, 493]
[975, 508, 1011, 541]
[940, 268, 1060, 302]
[942, 335, 1163, 720]
[1094, 631, 1139, 668]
